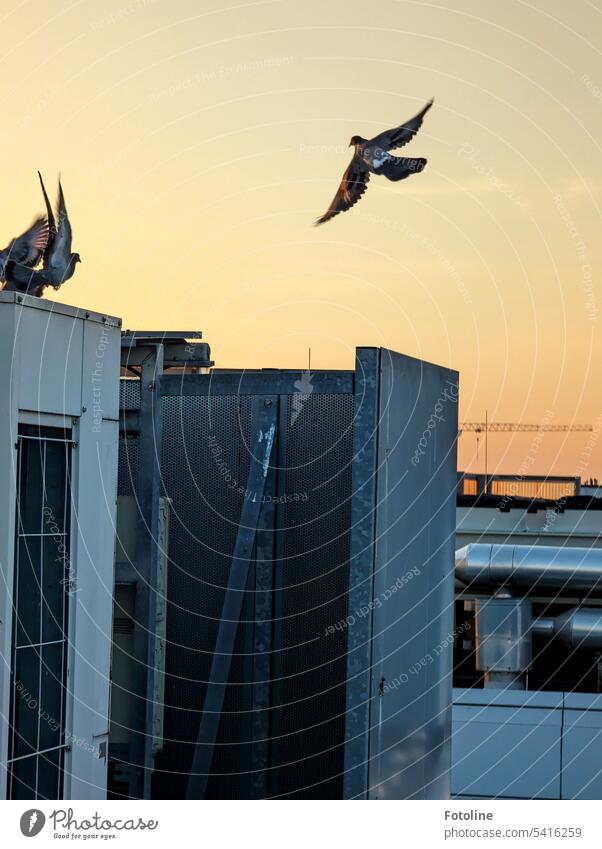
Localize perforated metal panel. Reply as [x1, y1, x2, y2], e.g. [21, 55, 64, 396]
[153, 393, 253, 799]
[118, 376, 355, 799]
[117, 379, 140, 497]
[273, 393, 353, 798]
[117, 351, 457, 800]
[120, 379, 140, 410]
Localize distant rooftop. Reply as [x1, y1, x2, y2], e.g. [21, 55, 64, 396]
[458, 472, 592, 504]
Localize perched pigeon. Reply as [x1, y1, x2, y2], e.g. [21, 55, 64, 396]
[315, 99, 433, 225]
[0, 217, 49, 294]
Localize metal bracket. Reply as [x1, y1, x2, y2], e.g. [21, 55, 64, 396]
[129, 343, 164, 799]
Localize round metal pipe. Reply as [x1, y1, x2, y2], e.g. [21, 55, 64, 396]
[455, 543, 602, 592]
[532, 608, 602, 649]
[561, 609, 602, 648]
[531, 617, 554, 638]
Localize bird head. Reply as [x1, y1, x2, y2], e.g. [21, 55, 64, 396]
[349, 135, 364, 147]
[73, 253, 81, 264]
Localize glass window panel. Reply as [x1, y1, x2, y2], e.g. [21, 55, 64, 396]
[43, 441, 69, 533]
[41, 536, 66, 644]
[20, 424, 71, 440]
[12, 647, 40, 759]
[38, 645, 63, 751]
[15, 538, 41, 647]
[18, 440, 44, 535]
[10, 427, 72, 801]
[10, 753, 37, 800]
[36, 747, 61, 800]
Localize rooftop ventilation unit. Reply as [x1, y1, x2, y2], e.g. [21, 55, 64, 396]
[0, 293, 121, 800]
[116, 345, 459, 799]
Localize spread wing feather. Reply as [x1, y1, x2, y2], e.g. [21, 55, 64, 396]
[370, 99, 433, 152]
[3, 217, 49, 267]
[315, 158, 370, 225]
[38, 171, 57, 262]
[51, 177, 73, 262]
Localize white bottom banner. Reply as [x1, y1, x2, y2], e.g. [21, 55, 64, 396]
[0, 800, 599, 847]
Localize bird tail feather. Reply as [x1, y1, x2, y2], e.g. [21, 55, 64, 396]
[376, 156, 427, 181]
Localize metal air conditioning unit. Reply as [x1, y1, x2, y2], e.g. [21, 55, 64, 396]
[0, 293, 121, 800]
[116, 344, 459, 799]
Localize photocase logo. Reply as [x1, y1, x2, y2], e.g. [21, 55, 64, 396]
[20, 810, 46, 837]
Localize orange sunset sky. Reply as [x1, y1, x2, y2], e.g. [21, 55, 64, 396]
[1, 0, 601, 477]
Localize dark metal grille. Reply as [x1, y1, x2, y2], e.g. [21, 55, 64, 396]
[120, 379, 140, 410]
[272, 393, 354, 798]
[118, 378, 141, 498]
[153, 393, 253, 799]
[8, 425, 72, 800]
[118, 376, 355, 799]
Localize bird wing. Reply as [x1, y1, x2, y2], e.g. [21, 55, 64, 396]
[370, 99, 433, 152]
[315, 158, 370, 225]
[2, 217, 49, 267]
[38, 171, 57, 262]
[48, 177, 73, 266]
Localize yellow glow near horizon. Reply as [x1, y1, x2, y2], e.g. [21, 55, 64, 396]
[1, 0, 600, 476]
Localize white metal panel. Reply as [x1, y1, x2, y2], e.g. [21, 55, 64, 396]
[562, 702, 602, 799]
[65, 318, 120, 800]
[452, 703, 562, 798]
[0, 303, 18, 800]
[0, 292, 118, 325]
[82, 317, 120, 423]
[16, 305, 83, 416]
[367, 350, 459, 800]
[0, 294, 121, 801]
[457, 504, 602, 548]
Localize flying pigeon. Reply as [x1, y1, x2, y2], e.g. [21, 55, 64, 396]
[0, 217, 49, 295]
[315, 99, 433, 225]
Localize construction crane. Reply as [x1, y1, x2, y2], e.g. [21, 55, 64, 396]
[459, 417, 593, 479]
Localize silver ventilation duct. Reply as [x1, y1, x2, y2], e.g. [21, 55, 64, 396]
[455, 543, 602, 592]
[471, 596, 532, 689]
[532, 608, 602, 649]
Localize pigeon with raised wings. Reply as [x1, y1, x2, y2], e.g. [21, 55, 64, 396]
[4, 174, 81, 297]
[315, 99, 433, 225]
